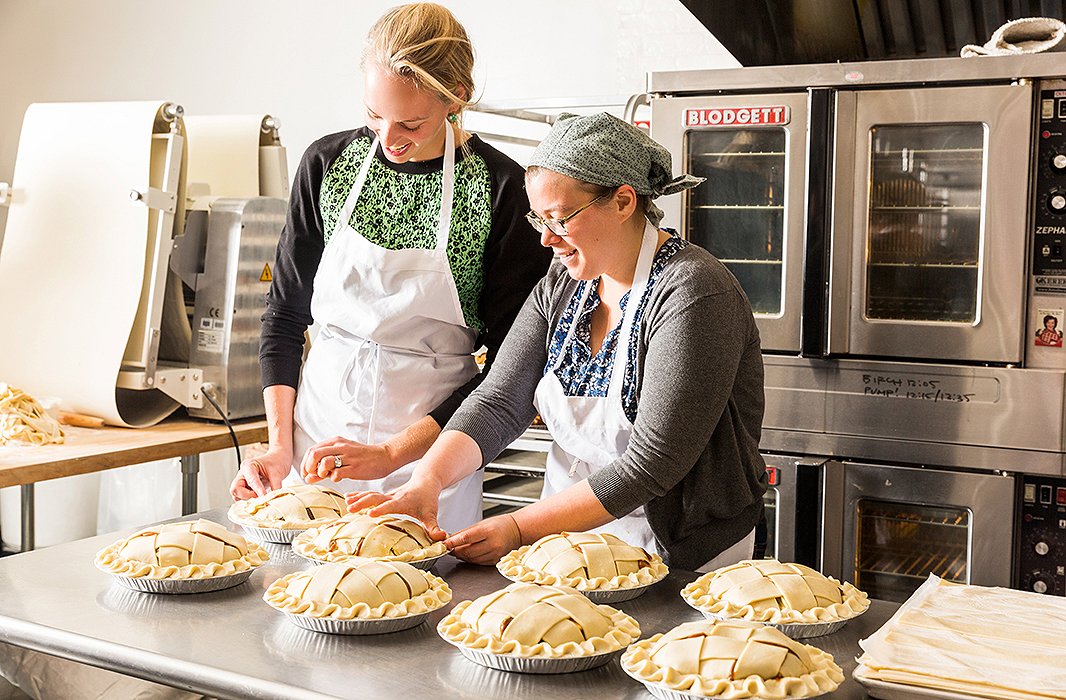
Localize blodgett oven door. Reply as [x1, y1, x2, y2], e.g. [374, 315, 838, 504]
[652, 93, 808, 352]
[829, 84, 1032, 363]
[835, 461, 1015, 603]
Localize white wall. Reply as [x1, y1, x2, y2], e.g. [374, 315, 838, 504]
[0, 0, 738, 533]
[0, 0, 737, 246]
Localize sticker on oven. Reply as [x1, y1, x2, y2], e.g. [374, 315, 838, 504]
[685, 106, 790, 127]
[1035, 308, 1064, 348]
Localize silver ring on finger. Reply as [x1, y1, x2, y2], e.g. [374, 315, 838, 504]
[333, 455, 342, 469]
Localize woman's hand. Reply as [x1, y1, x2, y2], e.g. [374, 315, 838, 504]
[230, 446, 292, 500]
[299, 436, 395, 484]
[444, 514, 522, 565]
[346, 478, 447, 541]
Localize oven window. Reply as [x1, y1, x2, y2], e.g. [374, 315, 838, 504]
[865, 123, 985, 323]
[685, 128, 786, 316]
[855, 498, 970, 602]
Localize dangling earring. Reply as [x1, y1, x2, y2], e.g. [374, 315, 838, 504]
[447, 112, 458, 124]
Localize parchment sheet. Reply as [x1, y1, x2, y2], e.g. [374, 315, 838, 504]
[0, 101, 178, 427]
[184, 114, 265, 197]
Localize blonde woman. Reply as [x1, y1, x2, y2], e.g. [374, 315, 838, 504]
[230, 3, 551, 534]
[350, 113, 767, 571]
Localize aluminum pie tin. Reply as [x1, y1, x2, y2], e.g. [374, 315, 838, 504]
[627, 677, 830, 700]
[498, 572, 657, 604]
[440, 635, 622, 674]
[621, 663, 833, 700]
[699, 610, 850, 639]
[108, 569, 254, 595]
[281, 610, 432, 635]
[579, 581, 656, 603]
[294, 549, 446, 571]
[257, 541, 305, 565]
[234, 523, 309, 544]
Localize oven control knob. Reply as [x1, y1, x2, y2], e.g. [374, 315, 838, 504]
[1034, 540, 1050, 556]
[1050, 191, 1066, 214]
[1033, 579, 1049, 594]
[1053, 153, 1066, 173]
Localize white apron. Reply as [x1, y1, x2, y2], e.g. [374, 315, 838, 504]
[535, 222, 753, 569]
[535, 221, 659, 552]
[292, 124, 483, 534]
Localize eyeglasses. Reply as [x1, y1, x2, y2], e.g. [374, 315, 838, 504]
[525, 191, 614, 237]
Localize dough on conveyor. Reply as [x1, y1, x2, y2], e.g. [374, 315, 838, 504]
[0, 382, 63, 446]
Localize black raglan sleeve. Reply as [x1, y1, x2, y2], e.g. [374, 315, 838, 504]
[428, 143, 553, 427]
[259, 131, 358, 390]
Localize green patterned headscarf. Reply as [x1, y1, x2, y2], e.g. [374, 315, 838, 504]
[528, 112, 703, 227]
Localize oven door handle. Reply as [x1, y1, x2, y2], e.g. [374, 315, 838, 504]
[801, 88, 833, 358]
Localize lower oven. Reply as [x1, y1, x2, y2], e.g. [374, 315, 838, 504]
[823, 461, 1015, 603]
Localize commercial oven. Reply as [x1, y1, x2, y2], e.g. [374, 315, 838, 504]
[825, 461, 1015, 603]
[650, 53, 1066, 600]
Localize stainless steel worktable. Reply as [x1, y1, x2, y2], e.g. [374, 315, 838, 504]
[0, 509, 894, 699]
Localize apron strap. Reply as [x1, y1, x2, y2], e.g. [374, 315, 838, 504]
[335, 121, 458, 252]
[337, 135, 380, 236]
[607, 221, 659, 399]
[436, 122, 456, 253]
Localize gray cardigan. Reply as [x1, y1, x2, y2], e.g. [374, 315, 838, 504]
[445, 242, 767, 569]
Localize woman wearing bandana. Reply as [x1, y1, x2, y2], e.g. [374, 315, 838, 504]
[349, 112, 767, 571]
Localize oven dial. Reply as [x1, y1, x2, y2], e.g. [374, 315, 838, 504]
[1050, 191, 1066, 214]
[1033, 578, 1049, 594]
[1034, 540, 1050, 556]
[1053, 153, 1066, 173]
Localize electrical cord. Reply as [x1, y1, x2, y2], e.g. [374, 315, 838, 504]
[201, 383, 242, 472]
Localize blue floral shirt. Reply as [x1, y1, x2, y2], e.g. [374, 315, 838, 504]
[545, 235, 688, 422]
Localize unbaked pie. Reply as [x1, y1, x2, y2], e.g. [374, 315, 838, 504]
[264, 560, 451, 631]
[228, 484, 347, 540]
[681, 559, 869, 624]
[291, 511, 447, 567]
[621, 619, 844, 699]
[95, 519, 269, 580]
[497, 532, 668, 598]
[437, 582, 640, 660]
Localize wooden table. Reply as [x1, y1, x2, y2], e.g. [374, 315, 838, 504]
[0, 415, 268, 551]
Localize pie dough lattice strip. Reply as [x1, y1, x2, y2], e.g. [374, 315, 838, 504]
[228, 484, 348, 529]
[621, 620, 844, 699]
[497, 532, 669, 591]
[437, 583, 641, 658]
[264, 560, 451, 620]
[95, 519, 269, 580]
[291, 511, 447, 564]
[682, 560, 869, 624]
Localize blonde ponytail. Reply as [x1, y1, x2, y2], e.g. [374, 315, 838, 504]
[363, 3, 477, 124]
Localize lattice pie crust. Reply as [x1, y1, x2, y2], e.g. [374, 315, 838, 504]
[228, 484, 347, 530]
[264, 560, 451, 620]
[291, 511, 446, 564]
[497, 532, 668, 592]
[437, 582, 641, 658]
[682, 560, 869, 624]
[95, 519, 269, 580]
[622, 619, 844, 698]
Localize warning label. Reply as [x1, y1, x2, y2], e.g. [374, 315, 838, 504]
[260, 263, 272, 282]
